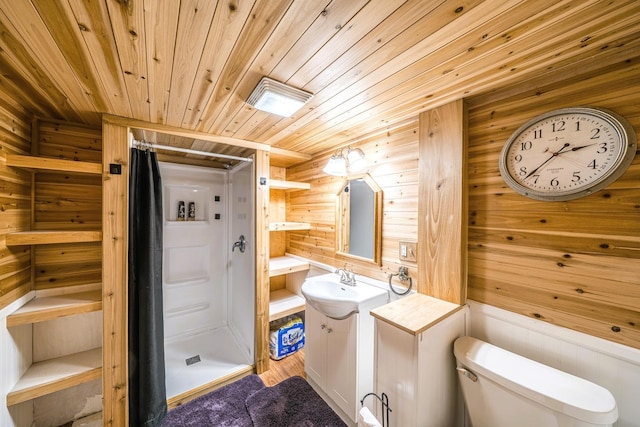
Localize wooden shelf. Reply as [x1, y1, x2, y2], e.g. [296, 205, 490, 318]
[6, 154, 102, 175]
[270, 179, 311, 191]
[269, 256, 310, 277]
[165, 220, 208, 225]
[269, 222, 311, 232]
[6, 230, 102, 246]
[7, 290, 102, 328]
[6, 347, 102, 406]
[269, 289, 305, 322]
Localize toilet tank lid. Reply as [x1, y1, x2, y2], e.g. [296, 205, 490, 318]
[454, 336, 618, 424]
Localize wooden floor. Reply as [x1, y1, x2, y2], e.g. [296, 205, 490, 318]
[259, 348, 306, 386]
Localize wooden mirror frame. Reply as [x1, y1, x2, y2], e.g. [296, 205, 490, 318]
[335, 173, 383, 266]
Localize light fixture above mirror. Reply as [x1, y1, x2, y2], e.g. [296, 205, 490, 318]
[323, 146, 367, 176]
[247, 77, 313, 117]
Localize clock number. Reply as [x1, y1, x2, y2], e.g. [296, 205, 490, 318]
[552, 121, 565, 132]
[518, 166, 527, 176]
[520, 141, 532, 151]
[597, 142, 607, 153]
[575, 121, 581, 131]
[588, 159, 598, 169]
[572, 172, 581, 182]
[533, 129, 542, 139]
[550, 177, 559, 187]
[514, 154, 522, 162]
[590, 128, 601, 139]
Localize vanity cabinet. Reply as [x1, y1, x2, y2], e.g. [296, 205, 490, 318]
[305, 305, 357, 419]
[305, 287, 385, 424]
[371, 294, 468, 427]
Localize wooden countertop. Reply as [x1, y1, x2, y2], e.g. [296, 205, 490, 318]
[370, 293, 463, 335]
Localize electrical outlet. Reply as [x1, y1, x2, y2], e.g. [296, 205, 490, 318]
[399, 241, 417, 262]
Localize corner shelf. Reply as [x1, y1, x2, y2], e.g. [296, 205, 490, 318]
[268, 256, 309, 321]
[7, 290, 102, 328]
[268, 175, 311, 323]
[6, 347, 102, 406]
[269, 222, 311, 231]
[6, 230, 102, 246]
[4, 150, 104, 407]
[6, 154, 102, 175]
[270, 179, 311, 191]
[269, 289, 306, 322]
[269, 256, 310, 277]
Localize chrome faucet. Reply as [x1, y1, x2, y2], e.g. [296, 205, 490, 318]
[335, 268, 357, 286]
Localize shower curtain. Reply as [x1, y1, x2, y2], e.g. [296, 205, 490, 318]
[128, 148, 167, 426]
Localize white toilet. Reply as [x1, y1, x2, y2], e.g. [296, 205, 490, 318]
[453, 336, 619, 427]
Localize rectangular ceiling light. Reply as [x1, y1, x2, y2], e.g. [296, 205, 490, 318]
[247, 77, 313, 117]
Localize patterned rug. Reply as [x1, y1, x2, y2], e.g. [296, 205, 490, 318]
[161, 375, 346, 427]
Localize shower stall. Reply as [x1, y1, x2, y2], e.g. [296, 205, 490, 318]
[159, 160, 255, 400]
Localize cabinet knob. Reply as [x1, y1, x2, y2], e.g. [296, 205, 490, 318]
[321, 324, 326, 330]
[327, 328, 333, 334]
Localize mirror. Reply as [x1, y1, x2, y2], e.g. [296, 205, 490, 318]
[335, 173, 382, 265]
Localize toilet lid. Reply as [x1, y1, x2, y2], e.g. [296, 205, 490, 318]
[454, 336, 618, 424]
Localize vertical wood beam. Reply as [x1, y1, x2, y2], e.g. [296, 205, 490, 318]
[417, 100, 468, 304]
[254, 150, 270, 373]
[29, 117, 38, 290]
[102, 119, 129, 427]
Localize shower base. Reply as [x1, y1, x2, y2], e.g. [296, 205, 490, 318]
[164, 326, 252, 400]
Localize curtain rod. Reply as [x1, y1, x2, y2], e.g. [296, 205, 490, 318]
[131, 140, 254, 163]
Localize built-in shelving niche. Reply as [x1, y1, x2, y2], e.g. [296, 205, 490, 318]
[4, 150, 103, 411]
[268, 176, 311, 322]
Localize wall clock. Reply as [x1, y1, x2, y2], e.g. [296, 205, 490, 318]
[499, 107, 636, 201]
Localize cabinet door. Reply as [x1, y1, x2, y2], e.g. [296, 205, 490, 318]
[326, 314, 357, 420]
[304, 305, 328, 386]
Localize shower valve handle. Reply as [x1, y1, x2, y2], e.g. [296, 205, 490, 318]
[232, 235, 246, 253]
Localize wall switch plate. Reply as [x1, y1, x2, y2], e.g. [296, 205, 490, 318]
[399, 241, 417, 262]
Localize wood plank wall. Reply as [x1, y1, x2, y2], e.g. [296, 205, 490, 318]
[466, 60, 640, 349]
[286, 59, 639, 350]
[286, 120, 420, 285]
[0, 90, 35, 310]
[33, 119, 102, 291]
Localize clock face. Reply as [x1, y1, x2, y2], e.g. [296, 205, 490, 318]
[499, 107, 636, 201]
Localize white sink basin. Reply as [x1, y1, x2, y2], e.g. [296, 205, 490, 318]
[301, 273, 387, 319]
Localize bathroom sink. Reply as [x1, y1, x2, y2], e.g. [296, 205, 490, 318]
[301, 273, 387, 319]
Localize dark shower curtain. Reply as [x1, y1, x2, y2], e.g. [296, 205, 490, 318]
[128, 148, 167, 426]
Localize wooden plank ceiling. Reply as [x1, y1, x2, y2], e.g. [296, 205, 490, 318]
[0, 0, 638, 166]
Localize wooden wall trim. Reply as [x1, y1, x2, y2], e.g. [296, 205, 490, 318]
[102, 114, 270, 152]
[101, 120, 129, 427]
[254, 150, 270, 373]
[417, 100, 468, 304]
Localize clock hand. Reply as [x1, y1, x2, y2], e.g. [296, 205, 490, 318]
[570, 143, 597, 151]
[524, 143, 570, 179]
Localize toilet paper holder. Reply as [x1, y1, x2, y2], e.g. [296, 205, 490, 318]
[360, 392, 391, 427]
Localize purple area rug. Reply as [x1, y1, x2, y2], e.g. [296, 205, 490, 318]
[161, 374, 265, 427]
[246, 376, 347, 427]
[161, 375, 346, 427]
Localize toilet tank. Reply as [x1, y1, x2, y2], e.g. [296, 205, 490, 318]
[453, 336, 618, 427]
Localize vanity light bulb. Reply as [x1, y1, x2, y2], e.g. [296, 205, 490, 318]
[323, 156, 348, 176]
[348, 156, 366, 173]
[347, 148, 366, 173]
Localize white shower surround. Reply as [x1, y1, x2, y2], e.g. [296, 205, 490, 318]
[160, 161, 254, 399]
